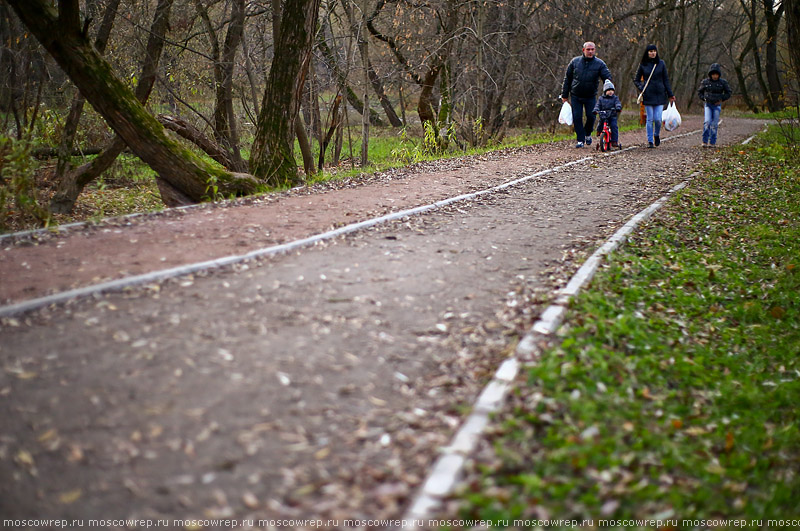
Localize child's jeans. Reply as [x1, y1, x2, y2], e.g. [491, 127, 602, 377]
[596, 115, 619, 143]
[703, 103, 721, 145]
[645, 105, 663, 143]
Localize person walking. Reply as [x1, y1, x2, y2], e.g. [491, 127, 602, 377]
[633, 44, 675, 148]
[697, 63, 732, 147]
[561, 42, 613, 148]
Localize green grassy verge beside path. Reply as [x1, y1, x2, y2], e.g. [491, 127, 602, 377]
[455, 126, 800, 526]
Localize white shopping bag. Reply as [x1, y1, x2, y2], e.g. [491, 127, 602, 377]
[558, 101, 573, 126]
[663, 102, 681, 131]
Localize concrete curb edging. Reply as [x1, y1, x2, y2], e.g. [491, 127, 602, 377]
[400, 175, 692, 527]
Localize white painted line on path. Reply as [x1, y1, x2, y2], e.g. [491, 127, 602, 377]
[2, 129, 707, 319]
[2, 156, 597, 318]
[6, 133, 676, 319]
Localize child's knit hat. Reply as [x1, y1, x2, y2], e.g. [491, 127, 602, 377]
[603, 79, 615, 93]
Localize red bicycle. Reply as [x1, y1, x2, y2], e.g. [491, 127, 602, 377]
[596, 111, 620, 152]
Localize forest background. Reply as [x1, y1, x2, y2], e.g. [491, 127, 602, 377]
[1, 0, 798, 233]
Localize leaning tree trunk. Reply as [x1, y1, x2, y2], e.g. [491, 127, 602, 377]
[250, 0, 322, 186]
[8, 0, 258, 207]
[51, 0, 166, 213]
[367, 58, 403, 127]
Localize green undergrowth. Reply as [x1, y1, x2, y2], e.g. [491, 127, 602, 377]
[307, 117, 642, 185]
[454, 126, 800, 525]
[0, 113, 657, 234]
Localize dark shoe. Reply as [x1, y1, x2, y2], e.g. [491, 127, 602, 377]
[654, 135, 660, 146]
[575, 142, 584, 148]
[585, 136, 592, 145]
[648, 142, 655, 148]
[610, 142, 618, 148]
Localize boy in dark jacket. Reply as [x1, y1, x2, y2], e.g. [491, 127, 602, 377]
[698, 63, 732, 147]
[593, 79, 622, 148]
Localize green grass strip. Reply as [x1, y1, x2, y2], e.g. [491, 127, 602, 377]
[455, 126, 800, 526]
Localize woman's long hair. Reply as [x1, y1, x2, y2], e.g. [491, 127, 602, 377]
[640, 45, 658, 65]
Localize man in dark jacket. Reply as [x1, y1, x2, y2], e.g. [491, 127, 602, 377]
[697, 63, 732, 147]
[561, 41, 613, 148]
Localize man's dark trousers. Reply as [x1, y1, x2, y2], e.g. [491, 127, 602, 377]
[571, 95, 596, 142]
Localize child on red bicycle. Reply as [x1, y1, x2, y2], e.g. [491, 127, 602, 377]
[593, 80, 622, 148]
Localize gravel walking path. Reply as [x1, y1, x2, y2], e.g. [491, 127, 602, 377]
[0, 116, 765, 530]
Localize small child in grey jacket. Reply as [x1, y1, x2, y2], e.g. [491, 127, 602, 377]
[593, 80, 623, 147]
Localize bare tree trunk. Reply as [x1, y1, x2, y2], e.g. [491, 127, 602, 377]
[762, 0, 785, 111]
[55, 0, 121, 183]
[788, 0, 800, 85]
[317, 30, 385, 126]
[10, 0, 258, 208]
[55, 0, 120, 182]
[398, 77, 407, 125]
[741, 0, 771, 108]
[417, 66, 442, 125]
[250, 0, 322, 186]
[476, 0, 485, 132]
[345, 0, 371, 166]
[267, 0, 316, 179]
[318, 94, 342, 171]
[359, 29, 370, 167]
[731, 33, 761, 112]
[367, 58, 403, 127]
[240, 30, 261, 118]
[217, 0, 247, 170]
[308, 61, 323, 143]
[333, 99, 344, 167]
[194, 0, 247, 172]
[295, 119, 315, 178]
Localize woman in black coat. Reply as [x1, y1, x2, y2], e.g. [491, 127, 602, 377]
[633, 44, 675, 148]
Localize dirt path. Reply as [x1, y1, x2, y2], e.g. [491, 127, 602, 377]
[0, 115, 748, 307]
[0, 117, 765, 529]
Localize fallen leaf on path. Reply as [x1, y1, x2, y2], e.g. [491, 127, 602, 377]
[58, 489, 82, 504]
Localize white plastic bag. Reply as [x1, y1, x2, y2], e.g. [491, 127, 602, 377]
[663, 102, 681, 131]
[558, 101, 573, 126]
